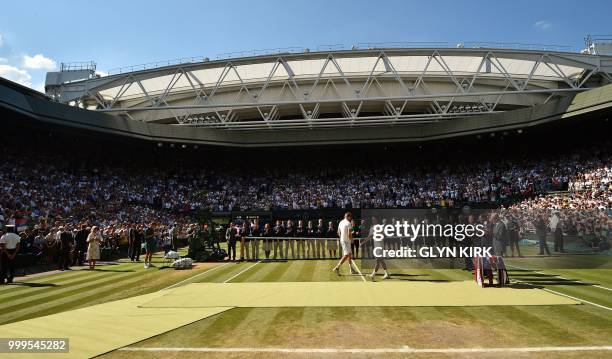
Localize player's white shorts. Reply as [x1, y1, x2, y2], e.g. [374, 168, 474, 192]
[340, 240, 351, 256]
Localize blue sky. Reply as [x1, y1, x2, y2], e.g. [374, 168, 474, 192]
[1, 0, 610, 92]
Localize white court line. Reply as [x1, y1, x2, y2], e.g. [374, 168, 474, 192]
[508, 264, 612, 291]
[223, 261, 261, 283]
[351, 260, 367, 282]
[120, 345, 612, 354]
[161, 262, 231, 291]
[507, 274, 612, 312]
[538, 287, 612, 312]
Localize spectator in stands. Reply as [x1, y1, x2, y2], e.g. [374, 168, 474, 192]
[33, 227, 45, 256]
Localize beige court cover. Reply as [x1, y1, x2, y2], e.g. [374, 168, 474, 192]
[140, 281, 579, 308]
[0, 290, 231, 359]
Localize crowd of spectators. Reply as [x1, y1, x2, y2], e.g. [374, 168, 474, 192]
[507, 184, 610, 250]
[0, 135, 609, 279]
[1, 142, 609, 233]
[506, 151, 610, 243]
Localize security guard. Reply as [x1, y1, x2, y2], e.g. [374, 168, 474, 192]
[315, 218, 326, 259]
[225, 222, 238, 261]
[57, 226, 72, 271]
[187, 224, 203, 259]
[306, 220, 315, 259]
[326, 221, 338, 258]
[241, 221, 250, 261]
[170, 224, 179, 252]
[284, 220, 295, 259]
[202, 223, 214, 248]
[0, 227, 21, 284]
[261, 223, 273, 260]
[551, 211, 564, 253]
[251, 219, 260, 260]
[273, 220, 284, 259]
[351, 219, 362, 259]
[506, 215, 522, 257]
[491, 214, 508, 257]
[295, 220, 306, 259]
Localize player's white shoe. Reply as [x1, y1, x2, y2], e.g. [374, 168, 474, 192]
[332, 267, 340, 276]
[382, 273, 391, 280]
[369, 273, 375, 281]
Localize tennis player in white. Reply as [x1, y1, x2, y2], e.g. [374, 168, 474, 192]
[363, 217, 390, 281]
[332, 212, 359, 276]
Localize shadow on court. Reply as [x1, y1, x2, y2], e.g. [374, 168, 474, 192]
[509, 270, 599, 287]
[5, 282, 57, 288]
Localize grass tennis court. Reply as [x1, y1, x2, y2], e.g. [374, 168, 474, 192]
[0, 250, 611, 358]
